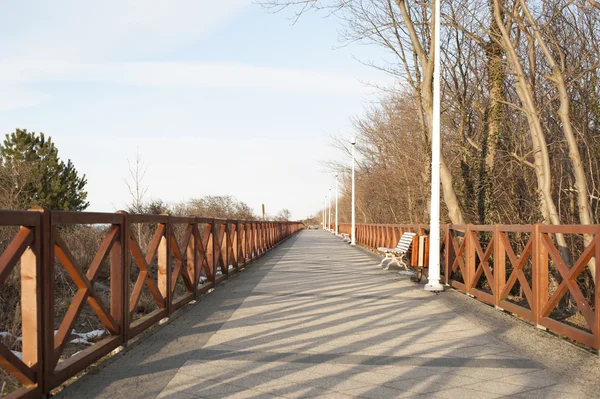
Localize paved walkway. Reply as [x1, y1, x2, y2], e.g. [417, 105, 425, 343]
[59, 230, 600, 398]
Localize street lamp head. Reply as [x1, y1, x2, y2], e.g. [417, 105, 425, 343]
[350, 137, 356, 145]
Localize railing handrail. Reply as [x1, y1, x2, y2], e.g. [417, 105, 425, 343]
[0, 208, 304, 398]
[335, 221, 600, 352]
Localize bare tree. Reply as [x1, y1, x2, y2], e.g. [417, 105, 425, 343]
[260, 0, 466, 224]
[124, 148, 149, 215]
[275, 208, 292, 221]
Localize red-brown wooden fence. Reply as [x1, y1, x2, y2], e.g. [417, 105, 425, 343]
[338, 222, 600, 352]
[0, 208, 303, 398]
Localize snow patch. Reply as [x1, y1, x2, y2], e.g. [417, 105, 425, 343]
[67, 329, 106, 345]
[77, 329, 105, 340]
[69, 338, 92, 345]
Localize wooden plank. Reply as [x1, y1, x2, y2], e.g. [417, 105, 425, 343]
[499, 300, 535, 322]
[40, 209, 53, 392]
[86, 226, 118, 280]
[471, 288, 495, 306]
[0, 344, 36, 385]
[497, 225, 534, 233]
[539, 317, 597, 349]
[538, 224, 600, 235]
[109, 224, 124, 342]
[470, 225, 495, 232]
[170, 216, 195, 224]
[128, 308, 168, 339]
[130, 238, 165, 309]
[118, 211, 130, 342]
[197, 282, 214, 296]
[534, 224, 548, 326]
[51, 336, 121, 387]
[54, 235, 119, 335]
[20, 216, 42, 387]
[170, 233, 184, 296]
[145, 224, 166, 266]
[171, 293, 194, 312]
[0, 228, 33, 285]
[0, 210, 40, 226]
[158, 225, 169, 312]
[129, 271, 147, 315]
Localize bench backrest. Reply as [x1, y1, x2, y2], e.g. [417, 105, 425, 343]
[395, 232, 417, 254]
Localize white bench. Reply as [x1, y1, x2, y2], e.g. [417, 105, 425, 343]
[377, 232, 416, 271]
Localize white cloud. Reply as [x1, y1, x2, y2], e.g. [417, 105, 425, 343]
[0, 61, 381, 97]
[0, 0, 252, 62]
[0, 86, 50, 110]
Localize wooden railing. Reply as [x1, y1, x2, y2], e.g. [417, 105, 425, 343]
[0, 208, 303, 398]
[339, 222, 600, 351]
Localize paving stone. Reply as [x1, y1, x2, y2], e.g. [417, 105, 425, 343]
[253, 381, 330, 398]
[427, 386, 505, 399]
[156, 389, 199, 399]
[341, 384, 415, 399]
[509, 386, 588, 399]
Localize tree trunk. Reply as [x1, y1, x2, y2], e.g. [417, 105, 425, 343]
[519, 0, 595, 280]
[479, 0, 505, 224]
[492, 0, 570, 260]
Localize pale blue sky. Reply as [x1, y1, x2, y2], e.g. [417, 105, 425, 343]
[0, 1, 392, 219]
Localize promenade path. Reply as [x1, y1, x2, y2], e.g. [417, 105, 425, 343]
[59, 230, 600, 398]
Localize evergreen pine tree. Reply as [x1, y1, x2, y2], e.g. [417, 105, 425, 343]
[0, 129, 89, 210]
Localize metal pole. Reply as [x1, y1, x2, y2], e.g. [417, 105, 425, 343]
[350, 137, 356, 246]
[328, 187, 332, 232]
[335, 173, 339, 235]
[322, 199, 325, 230]
[425, 0, 444, 292]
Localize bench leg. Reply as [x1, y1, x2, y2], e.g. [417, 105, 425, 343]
[383, 258, 393, 270]
[379, 257, 392, 268]
[398, 254, 410, 271]
[384, 257, 401, 270]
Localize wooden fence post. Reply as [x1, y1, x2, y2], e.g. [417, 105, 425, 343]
[221, 222, 229, 278]
[187, 219, 197, 299]
[40, 208, 54, 390]
[22, 208, 45, 394]
[494, 225, 504, 307]
[444, 224, 451, 285]
[111, 211, 126, 343]
[466, 224, 474, 295]
[207, 219, 215, 284]
[533, 223, 548, 328]
[158, 214, 171, 316]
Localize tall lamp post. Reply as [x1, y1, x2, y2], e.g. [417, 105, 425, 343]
[328, 187, 332, 232]
[350, 137, 356, 245]
[323, 194, 329, 230]
[425, 0, 444, 292]
[322, 198, 326, 230]
[335, 173, 339, 235]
